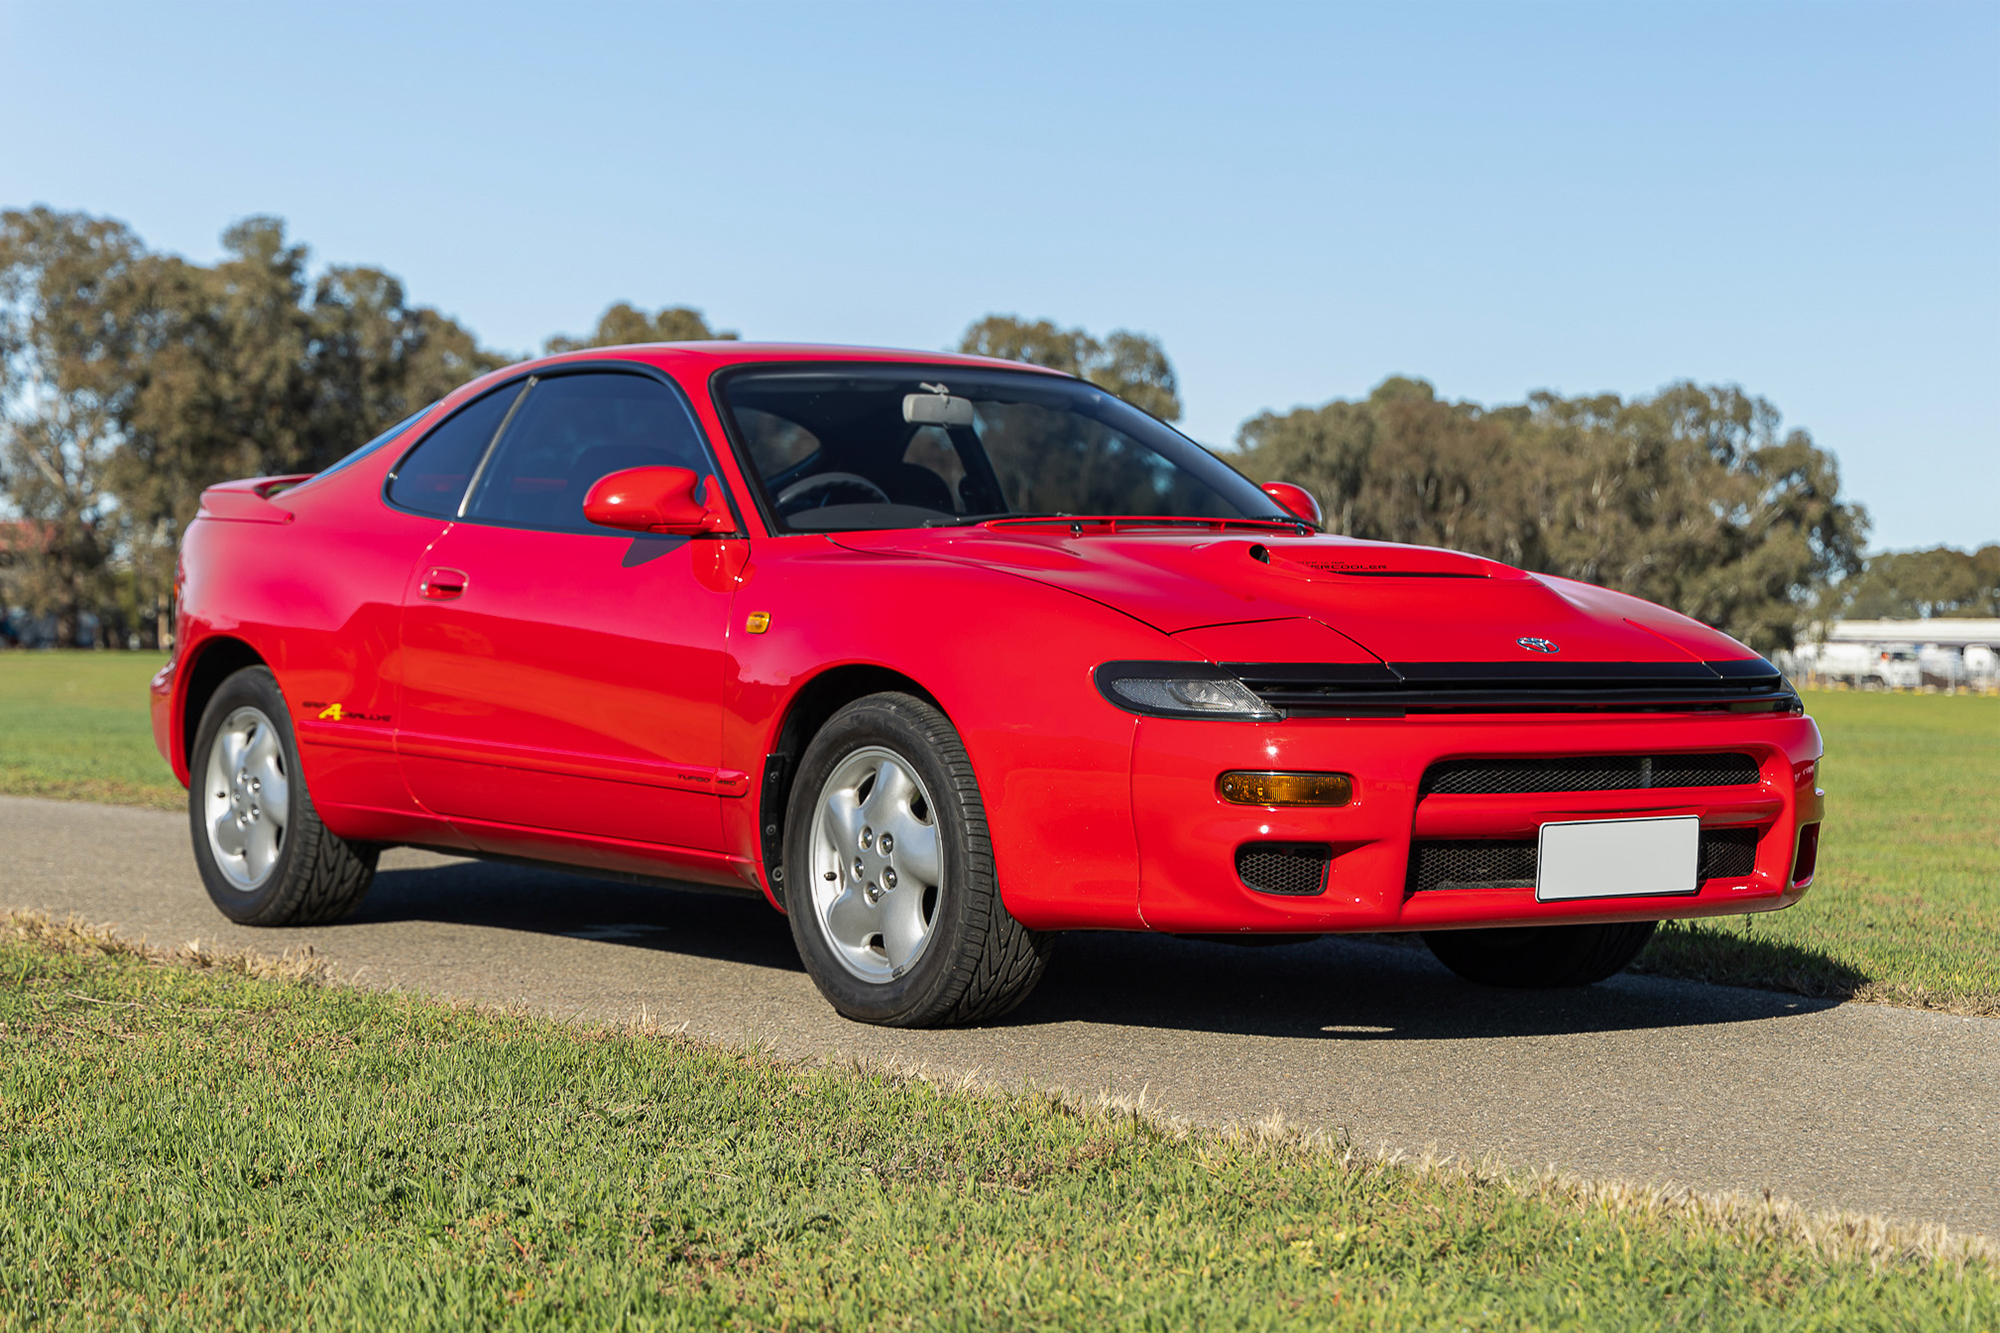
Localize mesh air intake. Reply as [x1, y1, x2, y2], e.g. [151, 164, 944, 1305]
[1235, 842, 1332, 896]
[1421, 753, 1761, 796]
[1408, 827, 1763, 894]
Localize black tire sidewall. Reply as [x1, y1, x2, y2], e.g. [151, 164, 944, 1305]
[188, 665, 310, 925]
[782, 695, 988, 1026]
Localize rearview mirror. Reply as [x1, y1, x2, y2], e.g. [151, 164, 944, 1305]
[1261, 481, 1323, 528]
[903, 392, 975, 427]
[583, 466, 732, 535]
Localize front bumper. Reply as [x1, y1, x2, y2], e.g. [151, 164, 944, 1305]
[1132, 710, 1824, 933]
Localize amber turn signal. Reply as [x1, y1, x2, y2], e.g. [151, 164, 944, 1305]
[1217, 771, 1354, 807]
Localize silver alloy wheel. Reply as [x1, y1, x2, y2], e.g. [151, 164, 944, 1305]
[807, 746, 943, 982]
[202, 705, 290, 891]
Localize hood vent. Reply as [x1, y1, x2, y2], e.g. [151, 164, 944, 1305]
[1267, 544, 1498, 580]
[1284, 558, 1484, 578]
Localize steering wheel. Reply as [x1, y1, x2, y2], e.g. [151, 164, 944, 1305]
[775, 471, 892, 514]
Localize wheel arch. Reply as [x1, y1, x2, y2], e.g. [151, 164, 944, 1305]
[179, 635, 268, 769]
[755, 664, 948, 897]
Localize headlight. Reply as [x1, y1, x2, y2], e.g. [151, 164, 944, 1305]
[1094, 661, 1281, 720]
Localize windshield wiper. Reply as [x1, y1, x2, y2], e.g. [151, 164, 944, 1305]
[919, 511, 1066, 528]
[916, 513, 1311, 534]
[1094, 516, 1308, 533]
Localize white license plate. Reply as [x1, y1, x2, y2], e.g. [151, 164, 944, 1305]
[1535, 816, 1701, 902]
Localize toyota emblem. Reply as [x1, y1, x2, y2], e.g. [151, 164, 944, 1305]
[1516, 636, 1560, 654]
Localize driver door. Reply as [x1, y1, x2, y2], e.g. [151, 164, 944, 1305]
[396, 370, 741, 854]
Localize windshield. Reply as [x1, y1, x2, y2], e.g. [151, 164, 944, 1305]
[719, 366, 1286, 533]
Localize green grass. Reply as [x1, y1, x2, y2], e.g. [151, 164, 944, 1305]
[0, 651, 178, 809]
[1, 919, 1992, 1332]
[1638, 690, 2000, 1014]
[1, 655, 1995, 1012]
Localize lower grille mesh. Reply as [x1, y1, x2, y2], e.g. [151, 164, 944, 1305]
[1408, 827, 1761, 893]
[1422, 752, 1761, 795]
[1699, 827, 1759, 880]
[1408, 840, 1539, 892]
[1236, 842, 1331, 896]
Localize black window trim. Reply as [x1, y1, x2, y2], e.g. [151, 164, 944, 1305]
[704, 358, 1286, 538]
[455, 375, 536, 520]
[382, 359, 745, 538]
[287, 401, 443, 498]
[382, 372, 532, 520]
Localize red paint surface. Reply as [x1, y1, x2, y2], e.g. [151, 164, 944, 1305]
[153, 343, 1825, 935]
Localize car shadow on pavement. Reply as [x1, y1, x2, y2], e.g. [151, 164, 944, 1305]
[350, 855, 805, 973]
[350, 854, 1835, 1041]
[1630, 920, 1875, 1004]
[1003, 931, 1840, 1042]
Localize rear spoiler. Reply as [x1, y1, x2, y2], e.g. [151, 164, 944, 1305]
[195, 474, 313, 525]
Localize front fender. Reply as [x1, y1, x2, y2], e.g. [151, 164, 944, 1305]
[723, 538, 1193, 929]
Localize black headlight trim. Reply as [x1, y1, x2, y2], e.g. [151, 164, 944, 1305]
[1093, 661, 1284, 721]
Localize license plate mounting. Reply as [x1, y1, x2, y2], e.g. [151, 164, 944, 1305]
[1535, 816, 1701, 902]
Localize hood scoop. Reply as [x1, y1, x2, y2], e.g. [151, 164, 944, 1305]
[1247, 539, 1507, 580]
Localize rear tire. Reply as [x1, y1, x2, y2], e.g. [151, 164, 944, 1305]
[782, 692, 1052, 1027]
[1421, 920, 1657, 988]
[188, 665, 377, 926]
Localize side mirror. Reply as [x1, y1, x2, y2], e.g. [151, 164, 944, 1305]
[583, 466, 732, 535]
[1260, 481, 1323, 528]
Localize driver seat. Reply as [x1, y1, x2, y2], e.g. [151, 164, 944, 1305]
[878, 463, 954, 513]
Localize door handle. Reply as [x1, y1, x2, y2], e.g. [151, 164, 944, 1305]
[419, 566, 468, 600]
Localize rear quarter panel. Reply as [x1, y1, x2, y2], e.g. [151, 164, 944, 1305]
[168, 458, 452, 843]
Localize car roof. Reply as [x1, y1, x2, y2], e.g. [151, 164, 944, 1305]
[538, 341, 1072, 376]
[433, 342, 1075, 418]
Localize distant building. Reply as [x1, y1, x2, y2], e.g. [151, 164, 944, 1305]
[1791, 619, 2000, 691]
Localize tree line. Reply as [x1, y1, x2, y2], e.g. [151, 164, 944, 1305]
[1834, 545, 2000, 621]
[0, 207, 1980, 654]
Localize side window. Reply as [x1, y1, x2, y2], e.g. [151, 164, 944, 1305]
[464, 372, 715, 533]
[386, 385, 524, 516]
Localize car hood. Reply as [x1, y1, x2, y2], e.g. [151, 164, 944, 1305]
[829, 526, 1757, 666]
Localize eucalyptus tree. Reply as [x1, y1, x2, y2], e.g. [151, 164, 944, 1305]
[1, 209, 501, 647]
[0, 208, 149, 644]
[546, 302, 736, 353]
[958, 315, 1182, 423]
[1842, 545, 2000, 619]
[1234, 378, 1867, 653]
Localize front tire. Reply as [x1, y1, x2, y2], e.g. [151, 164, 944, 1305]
[1421, 920, 1657, 988]
[782, 692, 1051, 1027]
[189, 665, 377, 926]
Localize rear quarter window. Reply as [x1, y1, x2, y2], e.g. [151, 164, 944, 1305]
[386, 384, 525, 516]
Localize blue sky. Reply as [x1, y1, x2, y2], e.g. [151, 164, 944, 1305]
[1, 0, 1993, 550]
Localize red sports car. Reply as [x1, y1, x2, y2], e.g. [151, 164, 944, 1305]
[151, 343, 1824, 1026]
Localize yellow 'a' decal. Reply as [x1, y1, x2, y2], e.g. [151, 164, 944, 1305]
[318, 703, 344, 721]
